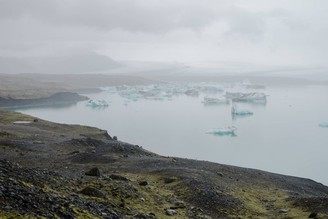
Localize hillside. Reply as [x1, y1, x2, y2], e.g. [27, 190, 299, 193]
[0, 110, 328, 218]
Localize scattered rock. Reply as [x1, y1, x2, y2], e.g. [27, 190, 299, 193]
[80, 187, 105, 198]
[104, 131, 112, 140]
[165, 209, 177, 216]
[163, 177, 176, 184]
[33, 141, 44, 144]
[133, 213, 156, 218]
[113, 136, 118, 141]
[139, 181, 148, 186]
[85, 167, 100, 177]
[309, 212, 317, 218]
[68, 150, 80, 155]
[109, 174, 129, 181]
[119, 202, 125, 208]
[216, 172, 224, 177]
[170, 201, 186, 209]
[279, 208, 288, 213]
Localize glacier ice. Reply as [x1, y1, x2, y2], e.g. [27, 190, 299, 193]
[231, 103, 253, 116]
[111, 82, 229, 103]
[206, 126, 237, 136]
[225, 92, 266, 104]
[202, 97, 229, 105]
[319, 122, 328, 128]
[242, 79, 266, 89]
[184, 89, 199, 97]
[86, 99, 109, 108]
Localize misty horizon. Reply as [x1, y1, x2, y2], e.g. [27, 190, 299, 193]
[1, 0, 328, 68]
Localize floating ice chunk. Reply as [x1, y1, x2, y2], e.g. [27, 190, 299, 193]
[319, 122, 328, 128]
[226, 92, 266, 104]
[206, 126, 237, 136]
[202, 97, 229, 105]
[242, 79, 266, 89]
[86, 99, 109, 108]
[225, 92, 243, 99]
[231, 103, 253, 116]
[184, 89, 199, 97]
[198, 84, 224, 94]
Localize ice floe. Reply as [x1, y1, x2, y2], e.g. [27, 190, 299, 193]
[86, 99, 109, 108]
[225, 92, 267, 104]
[231, 103, 253, 116]
[319, 122, 328, 128]
[206, 126, 237, 136]
[202, 97, 229, 105]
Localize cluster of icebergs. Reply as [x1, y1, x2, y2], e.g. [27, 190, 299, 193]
[113, 82, 227, 102]
[96, 81, 267, 107]
[88, 81, 271, 136]
[202, 91, 266, 107]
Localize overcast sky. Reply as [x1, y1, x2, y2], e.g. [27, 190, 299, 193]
[1, 0, 328, 65]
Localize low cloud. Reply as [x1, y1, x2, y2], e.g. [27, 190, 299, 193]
[0, 0, 328, 65]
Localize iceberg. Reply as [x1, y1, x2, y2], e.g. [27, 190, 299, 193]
[86, 99, 109, 108]
[319, 122, 328, 128]
[202, 97, 229, 105]
[225, 91, 243, 99]
[231, 103, 253, 116]
[242, 79, 266, 89]
[206, 126, 237, 136]
[199, 85, 224, 94]
[184, 89, 199, 97]
[225, 92, 267, 104]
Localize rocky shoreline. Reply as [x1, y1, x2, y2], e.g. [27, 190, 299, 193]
[0, 109, 328, 218]
[0, 92, 88, 109]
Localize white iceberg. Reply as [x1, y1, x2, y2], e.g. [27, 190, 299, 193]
[202, 97, 229, 105]
[86, 99, 109, 108]
[319, 122, 328, 128]
[225, 91, 243, 99]
[231, 103, 253, 116]
[225, 92, 266, 104]
[206, 126, 237, 136]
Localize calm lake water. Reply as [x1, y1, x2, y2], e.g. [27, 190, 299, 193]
[15, 82, 328, 185]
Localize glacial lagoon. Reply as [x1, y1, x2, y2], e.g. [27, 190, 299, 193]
[15, 82, 328, 185]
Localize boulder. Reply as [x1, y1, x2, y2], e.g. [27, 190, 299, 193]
[85, 167, 100, 177]
[80, 187, 105, 198]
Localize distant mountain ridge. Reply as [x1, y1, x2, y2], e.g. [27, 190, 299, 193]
[0, 52, 121, 74]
